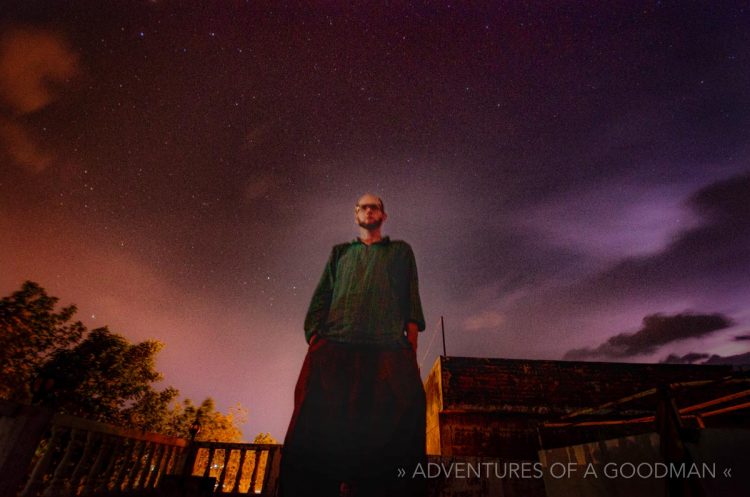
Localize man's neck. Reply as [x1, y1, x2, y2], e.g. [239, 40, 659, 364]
[358, 228, 382, 245]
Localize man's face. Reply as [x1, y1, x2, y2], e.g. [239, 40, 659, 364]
[355, 194, 386, 230]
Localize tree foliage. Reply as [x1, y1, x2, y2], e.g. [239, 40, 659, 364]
[38, 327, 178, 426]
[0, 281, 85, 400]
[253, 432, 278, 444]
[163, 398, 246, 442]
[124, 386, 181, 433]
[0, 281, 245, 442]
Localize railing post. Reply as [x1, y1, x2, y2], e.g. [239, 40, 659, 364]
[263, 446, 282, 497]
[656, 384, 706, 497]
[81, 434, 113, 496]
[95, 436, 127, 494]
[181, 414, 202, 477]
[0, 402, 54, 497]
[231, 448, 247, 493]
[216, 449, 231, 492]
[68, 430, 98, 492]
[144, 443, 165, 489]
[249, 448, 261, 491]
[43, 428, 82, 497]
[203, 447, 216, 479]
[124, 440, 148, 492]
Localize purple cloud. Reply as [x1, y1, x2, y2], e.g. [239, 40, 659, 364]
[565, 312, 732, 360]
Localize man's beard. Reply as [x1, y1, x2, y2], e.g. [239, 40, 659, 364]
[357, 218, 383, 230]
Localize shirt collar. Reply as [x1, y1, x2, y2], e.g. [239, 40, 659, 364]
[352, 236, 390, 246]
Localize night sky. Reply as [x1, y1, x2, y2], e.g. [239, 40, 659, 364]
[2, 1, 749, 440]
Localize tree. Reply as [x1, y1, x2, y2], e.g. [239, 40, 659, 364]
[37, 327, 179, 427]
[253, 432, 278, 444]
[0, 281, 85, 401]
[123, 386, 181, 433]
[163, 397, 246, 442]
[1, 281, 246, 441]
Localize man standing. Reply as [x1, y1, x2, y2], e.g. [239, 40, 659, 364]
[280, 193, 427, 497]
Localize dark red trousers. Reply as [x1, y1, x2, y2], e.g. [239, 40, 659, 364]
[279, 338, 426, 497]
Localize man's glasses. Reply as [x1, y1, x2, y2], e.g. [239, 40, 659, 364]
[356, 203, 382, 212]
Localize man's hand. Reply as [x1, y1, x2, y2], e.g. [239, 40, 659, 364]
[406, 322, 419, 354]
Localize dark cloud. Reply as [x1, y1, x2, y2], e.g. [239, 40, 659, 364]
[663, 351, 750, 367]
[703, 352, 750, 367]
[0, 26, 79, 171]
[0, 26, 78, 114]
[690, 173, 750, 223]
[452, 174, 750, 359]
[458, 173, 750, 345]
[660, 352, 711, 365]
[734, 335, 750, 341]
[571, 173, 750, 305]
[565, 312, 732, 360]
[444, 225, 589, 300]
[0, 119, 52, 172]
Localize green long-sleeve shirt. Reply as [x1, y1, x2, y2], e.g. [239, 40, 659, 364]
[304, 237, 425, 346]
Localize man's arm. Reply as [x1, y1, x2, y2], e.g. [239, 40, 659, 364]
[406, 321, 419, 353]
[405, 244, 426, 331]
[304, 247, 338, 344]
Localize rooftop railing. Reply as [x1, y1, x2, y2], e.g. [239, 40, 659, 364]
[0, 401, 281, 497]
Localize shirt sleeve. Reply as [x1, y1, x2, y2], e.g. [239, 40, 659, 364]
[405, 245, 426, 331]
[303, 247, 337, 343]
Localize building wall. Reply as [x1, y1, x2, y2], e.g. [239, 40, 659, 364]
[422, 355, 746, 497]
[424, 357, 442, 455]
[438, 356, 734, 416]
[424, 355, 736, 458]
[439, 412, 540, 459]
